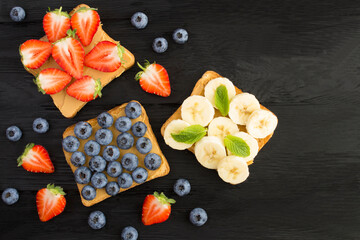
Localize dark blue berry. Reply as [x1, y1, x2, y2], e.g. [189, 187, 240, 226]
[152, 37, 168, 53]
[95, 128, 113, 146]
[125, 102, 142, 119]
[144, 153, 162, 170]
[32, 118, 49, 133]
[173, 28, 188, 44]
[117, 172, 133, 189]
[88, 211, 106, 230]
[117, 132, 134, 149]
[74, 166, 92, 184]
[74, 121, 92, 139]
[89, 156, 107, 172]
[84, 140, 101, 156]
[115, 116, 132, 132]
[70, 151, 86, 167]
[105, 182, 120, 196]
[131, 12, 148, 29]
[62, 136, 80, 152]
[121, 153, 138, 171]
[189, 208, 208, 226]
[131, 167, 148, 184]
[121, 226, 138, 240]
[6, 126, 22, 142]
[106, 161, 122, 178]
[81, 185, 96, 201]
[131, 121, 147, 137]
[91, 172, 108, 189]
[174, 178, 191, 197]
[97, 112, 114, 128]
[10, 7, 25, 22]
[2, 188, 19, 205]
[103, 145, 120, 161]
[136, 137, 152, 154]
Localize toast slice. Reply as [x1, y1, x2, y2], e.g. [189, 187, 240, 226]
[63, 101, 170, 207]
[25, 4, 135, 118]
[161, 71, 275, 165]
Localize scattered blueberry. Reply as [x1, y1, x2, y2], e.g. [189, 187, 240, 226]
[6, 126, 22, 142]
[125, 102, 142, 119]
[136, 137, 152, 154]
[74, 166, 92, 184]
[118, 172, 133, 189]
[121, 153, 138, 171]
[121, 226, 138, 240]
[173, 28, 188, 44]
[32, 118, 49, 133]
[88, 211, 106, 230]
[81, 185, 96, 201]
[106, 161, 122, 178]
[105, 182, 120, 196]
[2, 188, 19, 205]
[74, 121, 92, 139]
[103, 145, 120, 161]
[131, 121, 147, 137]
[62, 136, 80, 152]
[189, 208, 208, 226]
[91, 172, 108, 189]
[174, 178, 191, 197]
[97, 112, 114, 128]
[117, 132, 134, 149]
[10, 7, 25, 22]
[131, 167, 148, 184]
[152, 37, 168, 53]
[144, 153, 162, 170]
[115, 116, 132, 132]
[89, 156, 107, 172]
[84, 140, 101, 156]
[95, 128, 113, 146]
[70, 151, 86, 167]
[131, 12, 148, 29]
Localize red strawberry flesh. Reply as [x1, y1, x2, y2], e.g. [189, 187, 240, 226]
[20, 40, 52, 69]
[66, 75, 102, 102]
[35, 68, 72, 94]
[36, 184, 66, 222]
[71, 7, 100, 46]
[17, 143, 54, 173]
[142, 192, 175, 225]
[43, 7, 71, 43]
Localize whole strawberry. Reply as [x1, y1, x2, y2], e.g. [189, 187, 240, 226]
[17, 143, 54, 173]
[36, 184, 66, 222]
[142, 192, 175, 225]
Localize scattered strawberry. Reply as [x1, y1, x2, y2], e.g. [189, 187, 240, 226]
[36, 184, 66, 222]
[34, 68, 72, 94]
[142, 192, 176, 226]
[70, 7, 100, 46]
[135, 61, 171, 97]
[17, 143, 54, 173]
[43, 7, 71, 43]
[84, 41, 124, 72]
[52, 30, 84, 79]
[19, 40, 52, 69]
[66, 75, 102, 102]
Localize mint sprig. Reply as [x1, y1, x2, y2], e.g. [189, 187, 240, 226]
[171, 125, 207, 144]
[224, 135, 250, 157]
[215, 85, 229, 116]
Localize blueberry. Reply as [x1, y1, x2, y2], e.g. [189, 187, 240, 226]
[81, 185, 96, 201]
[105, 182, 120, 196]
[115, 116, 132, 132]
[2, 188, 19, 205]
[121, 226, 138, 240]
[32, 118, 49, 133]
[106, 161, 122, 178]
[91, 172, 108, 189]
[103, 145, 120, 161]
[74, 121, 92, 139]
[131, 121, 147, 137]
[121, 153, 138, 171]
[136, 137, 152, 154]
[144, 153, 162, 170]
[189, 208, 208, 226]
[89, 156, 107, 172]
[125, 102, 142, 119]
[10, 7, 25, 22]
[95, 128, 113, 146]
[6, 126, 22, 142]
[97, 112, 114, 128]
[84, 140, 101, 156]
[62, 136, 80, 152]
[131, 167, 148, 184]
[117, 132, 134, 149]
[173, 28, 188, 44]
[117, 172, 133, 189]
[88, 211, 106, 230]
[74, 166, 92, 184]
[70, 151, 86, 167]
[174, 178, 191, 197]
[152, 37, 168, 53]
[131, 12, 148, 29]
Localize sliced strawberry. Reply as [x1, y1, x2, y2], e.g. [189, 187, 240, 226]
[36, 184, 66, 222]
[19, 40, 52, 69]
[52, 30, 84, 79]
[43, 7, 71, 43]
[66, 75, 102, 102]
[17, 143, 54, 173]
[142, 192, 176, 226]
[70, 7, 100, 46]
[135, 61, 171, 97]
[34, 68, 72, 94]
[84, 41, 124, 72]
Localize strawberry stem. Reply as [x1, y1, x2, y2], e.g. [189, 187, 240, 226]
[153, 192, 176, 205]
[47, 184, 66, 195]
[94, 79, 103, 99]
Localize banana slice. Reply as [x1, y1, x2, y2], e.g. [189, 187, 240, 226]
[217, 156, 249, 184]
[246, 109, 278, 139]
[164, 119, 193, 150]
[228, 93, 260, 125]
[226, 131, 259, 163]
[181, 95, 215, 126]
[204, 77, 236, 108]
[208, 117, 239, 142]
[194, 136, 226, 169]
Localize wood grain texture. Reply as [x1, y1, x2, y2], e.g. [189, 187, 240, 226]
[1, 0, 360, 239]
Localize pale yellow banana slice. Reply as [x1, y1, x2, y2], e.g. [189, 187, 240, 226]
[217, 156, 249, 184]
[194, 136, 226, 169]
[226, 131, 259, 163]
[228, 93, 260, 125]
[164, 119, 193, 150]
[204, 77, 236, 108]
[208, 117, 239, 142]
[246, 109, 278, 139]
[181, 95, 215, 126]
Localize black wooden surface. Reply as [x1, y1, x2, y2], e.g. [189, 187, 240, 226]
[1, 0, 360, 239]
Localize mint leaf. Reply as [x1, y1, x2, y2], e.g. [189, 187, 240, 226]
[171, 125, 207, 144]
[224, 135, 250, 157]
[215, 85, 229, 116]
